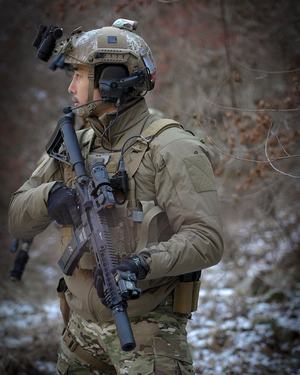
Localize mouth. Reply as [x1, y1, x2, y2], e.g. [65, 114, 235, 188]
[72, 98, 79, 107]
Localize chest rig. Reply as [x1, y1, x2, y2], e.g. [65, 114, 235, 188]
[60, 119, 182, 270]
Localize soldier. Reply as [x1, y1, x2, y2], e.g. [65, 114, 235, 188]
[8, 19, 223, 375]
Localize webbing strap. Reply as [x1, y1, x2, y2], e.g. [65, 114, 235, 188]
[136, 205, 164, 251]
[141, 118, 182, 139]
[124, 119, 182, 178]
[87, 65, 95, 102]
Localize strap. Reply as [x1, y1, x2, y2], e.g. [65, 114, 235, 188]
[125, 118, 182, 179]
[87, 65, 95, 102]
[141, 118, 182, 139]
[136, 205, 164, 251]
[62, 328, 114, 371]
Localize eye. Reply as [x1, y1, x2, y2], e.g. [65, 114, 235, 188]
[72, 71, 82, 81]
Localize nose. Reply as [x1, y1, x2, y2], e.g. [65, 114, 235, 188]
[68, 75, 76, 95]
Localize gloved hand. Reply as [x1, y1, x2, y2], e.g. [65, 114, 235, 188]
[47, 182, 80, 226]
[113, 255, 150, 280]
[93, 267, 106, 302]
[93, 255, 150, 305]
[93, 265, 141, 306]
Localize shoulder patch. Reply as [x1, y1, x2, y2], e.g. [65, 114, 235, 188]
[183, 153, 216, 193]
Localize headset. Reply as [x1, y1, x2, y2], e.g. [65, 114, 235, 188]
[98, 65, 149, 103]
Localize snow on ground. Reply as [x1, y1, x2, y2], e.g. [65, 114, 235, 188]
[187, 221, 300, 375]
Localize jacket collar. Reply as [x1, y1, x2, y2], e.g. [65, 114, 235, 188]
[87, 98, 151, 149]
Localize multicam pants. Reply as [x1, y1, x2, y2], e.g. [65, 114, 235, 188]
[56, 305, 195, 375]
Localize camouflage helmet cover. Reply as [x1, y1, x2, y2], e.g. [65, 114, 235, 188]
[56, 20, 156, 92]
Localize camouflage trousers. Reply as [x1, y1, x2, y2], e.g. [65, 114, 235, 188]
[56, 305, 195, 375]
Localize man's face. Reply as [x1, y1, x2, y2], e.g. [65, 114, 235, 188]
[68, 65, 101, 107]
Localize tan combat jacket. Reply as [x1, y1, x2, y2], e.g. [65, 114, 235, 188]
[8, 98, 223, 323]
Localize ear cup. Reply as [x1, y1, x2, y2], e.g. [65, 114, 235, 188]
[99, 65, 129, 101]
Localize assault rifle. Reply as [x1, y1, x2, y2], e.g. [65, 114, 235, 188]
[46, 108, 139, 351]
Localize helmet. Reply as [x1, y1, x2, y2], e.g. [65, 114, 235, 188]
[55, 19, 156, 110]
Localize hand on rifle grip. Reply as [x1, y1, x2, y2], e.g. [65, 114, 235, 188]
[113, 255, 150, 280]
[47, 182, 81, 226]
[93, 267, 107, 305]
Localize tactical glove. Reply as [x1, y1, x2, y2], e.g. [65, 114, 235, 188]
[93, 254, 149, 306]
[113, 255, 150, 280]
[93, 266, 106, 302]
[47, 182, 80, 226]
[93, 267, 141, 305]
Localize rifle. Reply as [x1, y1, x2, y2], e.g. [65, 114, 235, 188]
[46, 108, 139, 351]
[9, 238, 32, 281]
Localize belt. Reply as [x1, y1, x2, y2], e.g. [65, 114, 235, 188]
[62, 328, 114, 372]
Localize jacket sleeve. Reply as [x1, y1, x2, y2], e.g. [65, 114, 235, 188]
[140, 130, 224, 279]
[8, 153, 62, 239]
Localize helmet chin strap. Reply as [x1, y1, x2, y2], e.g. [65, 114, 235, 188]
[87, 65, 95, 103]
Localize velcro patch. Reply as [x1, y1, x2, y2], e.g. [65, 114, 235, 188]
[183, 154, 216, 193]
[107, 36, 117, 44]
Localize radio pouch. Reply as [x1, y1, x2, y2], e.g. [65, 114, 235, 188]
[173, 271, 201, 314]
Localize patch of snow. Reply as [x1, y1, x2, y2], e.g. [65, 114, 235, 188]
[0, 301, 34, 317]
[43, 301, 60, 320]
[35, 360, 57, 373]
[3, 335, 33, 348]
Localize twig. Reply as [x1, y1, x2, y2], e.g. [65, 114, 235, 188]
[264, 122, 300, 178]
[207, 135, 300, 164]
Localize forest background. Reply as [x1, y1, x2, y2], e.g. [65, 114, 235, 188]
[0, 1, 299, 374]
